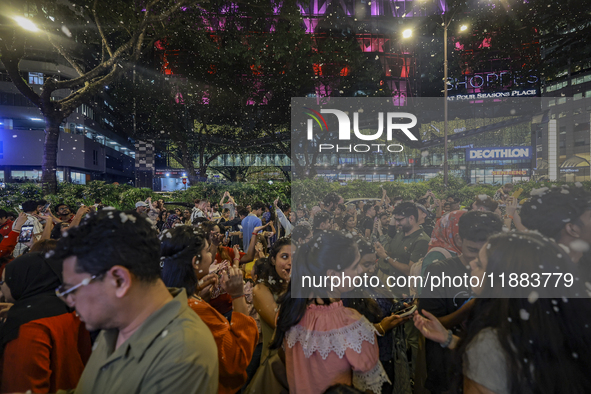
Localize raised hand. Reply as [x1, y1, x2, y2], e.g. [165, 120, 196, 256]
[381, 313, 409, 331]
[232, 244, 241, 266]
[412, 310, 448, 344]
[221, 266, 244, 298]
[374, 242, 387, 259]
[505, 196, 518, 217]
[197, 273, 218, 302]
[253, 223, 270, 234]
[13, 212, 28, 231]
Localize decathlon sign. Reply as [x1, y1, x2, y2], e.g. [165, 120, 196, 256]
[466, 146, 532, 161]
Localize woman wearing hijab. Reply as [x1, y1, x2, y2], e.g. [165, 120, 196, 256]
[423, 210, 466, 272]
[0, 252, 91, 393]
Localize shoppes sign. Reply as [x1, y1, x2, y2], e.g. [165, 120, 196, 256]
[466, 146, 532, 161]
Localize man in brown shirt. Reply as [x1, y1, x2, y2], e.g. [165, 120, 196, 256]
[52, 210, 218, 394]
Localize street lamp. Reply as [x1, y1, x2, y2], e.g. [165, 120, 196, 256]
[14, 17, 39, 32]
[443, 22, 469, 188]
[402, 24, 467, 188]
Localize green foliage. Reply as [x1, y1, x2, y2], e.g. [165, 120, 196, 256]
[1, 177, 590, 214]
[290, 175, 591, 208]
[0, 182, 161, 212]
[168, 181, 291, 207]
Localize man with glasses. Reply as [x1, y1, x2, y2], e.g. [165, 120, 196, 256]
[54, 203, 75, 224]
[52, 210, 218, 394]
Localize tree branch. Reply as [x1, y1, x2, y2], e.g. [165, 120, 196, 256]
[93, 0, 114, 59]
[46, 34, 85, 77]
[54, 0, 188, 91]
[59, 64, 119, 116]
[0, 36, 42, 108]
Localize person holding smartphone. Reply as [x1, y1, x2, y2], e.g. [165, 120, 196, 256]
[11, 201, 43, 258]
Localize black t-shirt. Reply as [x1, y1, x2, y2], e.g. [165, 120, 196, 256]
[359, 216, 374, 237]
[419, 256, 471, 394]
[421, 218, 435, 238]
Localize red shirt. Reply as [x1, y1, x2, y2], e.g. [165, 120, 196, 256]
[1, 312, 92, 393]
[0, 220, 13, 237]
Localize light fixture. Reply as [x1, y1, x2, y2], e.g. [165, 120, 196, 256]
[30, 117, 43, 121]
[14, 17, 39, 32]
[460, 25, 468, 32]
[402, 29, 412, 38]
[166, 173, 170, 177]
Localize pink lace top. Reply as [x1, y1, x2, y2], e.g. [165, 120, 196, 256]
[284, 301, 389, 394]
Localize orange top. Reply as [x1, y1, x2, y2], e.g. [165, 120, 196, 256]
[1, 312, 91, 393]
[188, 297, 259, 394]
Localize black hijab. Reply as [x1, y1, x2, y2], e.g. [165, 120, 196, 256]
[0, 252, 70, 346]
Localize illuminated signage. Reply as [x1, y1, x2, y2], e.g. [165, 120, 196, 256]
[491, 170, 528, 176]
[448, 89, 538, 101]
[466, 146, 532, 161]
[449, 72, 539, 90]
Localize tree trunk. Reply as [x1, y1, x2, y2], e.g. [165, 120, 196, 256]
[41, 118, 61, 195]
[278, 166, 291, 181]
[179, 145, 199, 186]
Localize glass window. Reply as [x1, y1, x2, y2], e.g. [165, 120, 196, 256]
[71, 172, 87, 185]
[11, 170, 41, 180]
[574, 93, 583, 100]
[28, 72, 43, 85]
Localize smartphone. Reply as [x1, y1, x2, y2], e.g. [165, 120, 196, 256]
[42, 202, 51, 213]
[394, 305, 417, 317]
[225, 230, 230, 239]
[18, 225, 34, 243]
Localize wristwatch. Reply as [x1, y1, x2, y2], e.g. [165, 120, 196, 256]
[385, 256, 392, 263]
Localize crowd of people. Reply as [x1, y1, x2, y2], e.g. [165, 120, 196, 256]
[0, 184, 589, 394]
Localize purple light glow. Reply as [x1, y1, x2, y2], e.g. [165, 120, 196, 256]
[303, 18, 319, 34]
[272, 0, 283, 15]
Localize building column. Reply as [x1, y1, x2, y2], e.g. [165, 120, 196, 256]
[548, 119, 558, 181]
[135, 141, 154, 189]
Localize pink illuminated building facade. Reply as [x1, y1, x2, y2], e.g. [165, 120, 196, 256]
[155, 0, 448, 104]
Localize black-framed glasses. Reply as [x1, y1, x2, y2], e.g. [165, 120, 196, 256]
[55, 274, 103, 301]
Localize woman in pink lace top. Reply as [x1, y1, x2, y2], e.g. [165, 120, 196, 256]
[271, 231, 390, 394]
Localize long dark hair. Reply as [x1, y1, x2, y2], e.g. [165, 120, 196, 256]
[343, 238, 393, 322]
[453, 232, 591, 394]
[270, 230, 358, 350]
[343, 213, 356, 229]
[256, 237, 291, 295]
[160, 227, 208, 296]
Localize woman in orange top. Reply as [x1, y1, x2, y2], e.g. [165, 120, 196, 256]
[160, 226, 259, 394]
[0, 252, 91, 393]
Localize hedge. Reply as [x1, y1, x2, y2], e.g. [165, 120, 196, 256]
[0, 175, 588, 213]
